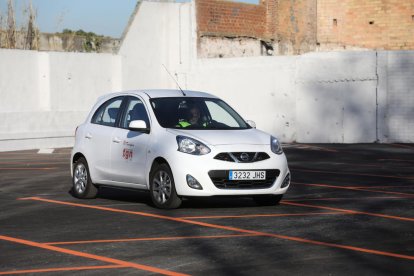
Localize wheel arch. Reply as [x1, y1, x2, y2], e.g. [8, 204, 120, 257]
[72, 152, 86, 165]
[148, 157, 182, 209]
[150, 156, 170, 174]
[148, 157, 170, 187]
[71, 153, 95, 183]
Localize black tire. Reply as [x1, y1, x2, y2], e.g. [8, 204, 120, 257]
[72, 157, 98, 199]
[253, 194, 283, 206]
[150, 163, 182, 209]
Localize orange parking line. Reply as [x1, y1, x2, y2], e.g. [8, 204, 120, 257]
[45, 234, 255, 246]
[343, 185, 414, 189]
[281, 201, 414, 222]
[293, 182, 414, 198]
[348, 189, 414, 197]
[0, 235, 188, 276]
[21, 197, 414, 261]
[0, 265, 125, 275]
[179, 212, 344, 220]
[292, 168, 414, 180]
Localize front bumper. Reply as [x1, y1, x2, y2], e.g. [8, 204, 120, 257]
[167, 144, 290, 197]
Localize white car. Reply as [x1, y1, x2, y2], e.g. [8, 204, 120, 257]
[71, 90, 290, 209]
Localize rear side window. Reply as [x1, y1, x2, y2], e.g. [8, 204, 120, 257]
[91, 97, 123, 127]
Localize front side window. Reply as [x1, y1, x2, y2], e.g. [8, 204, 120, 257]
[150, 97, 250, 130]
[91, 97, 123, 127]
[121, 98, 150, 129]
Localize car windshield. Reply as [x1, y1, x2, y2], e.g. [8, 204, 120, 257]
[150, 97, 250, 130]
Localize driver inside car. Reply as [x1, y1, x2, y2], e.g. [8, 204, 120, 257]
[177, 106, 207, 128]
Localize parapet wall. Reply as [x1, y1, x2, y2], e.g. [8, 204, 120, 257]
[317, 0, 414, 50]
[196, 0, 269, 39]
[0, 49, 121, 151]
[195, 0, 414, 57]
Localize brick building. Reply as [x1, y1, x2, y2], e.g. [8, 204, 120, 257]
[317, 0, 414, 51]
[196, 0, 414, 57]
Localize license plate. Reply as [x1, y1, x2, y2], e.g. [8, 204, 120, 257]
[229, 171, 266, 180]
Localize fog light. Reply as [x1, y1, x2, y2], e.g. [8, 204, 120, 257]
[186, 174, 203, 190]
[281, 173, 290, 188]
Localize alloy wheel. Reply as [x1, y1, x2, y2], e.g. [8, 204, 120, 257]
[74, 163, 88, 194]
[152, 170, 172, 204]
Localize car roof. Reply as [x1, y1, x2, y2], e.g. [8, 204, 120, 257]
[99, 89, 218, 101]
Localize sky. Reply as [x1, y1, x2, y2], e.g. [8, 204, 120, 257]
[0, 0, 260, 38]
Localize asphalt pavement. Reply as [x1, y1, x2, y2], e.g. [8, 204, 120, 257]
[0, 144, 413, 275]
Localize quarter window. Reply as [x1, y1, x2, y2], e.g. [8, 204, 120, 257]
[92, 97, 123, 127]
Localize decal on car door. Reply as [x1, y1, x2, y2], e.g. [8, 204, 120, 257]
[122, 141, 134, 161]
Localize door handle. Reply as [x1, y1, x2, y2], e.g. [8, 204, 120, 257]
[85, 133, 92, 139]
[112, 137, 121, 143]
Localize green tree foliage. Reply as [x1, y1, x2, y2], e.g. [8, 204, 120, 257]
[59, 28, 104, 52]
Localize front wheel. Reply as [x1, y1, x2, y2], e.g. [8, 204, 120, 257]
[253, 194, 283, 206]
[150, 163, 182, 209]
[72, 157, 98, 199]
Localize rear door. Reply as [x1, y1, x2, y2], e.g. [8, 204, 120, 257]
[110, 96, 151, 186]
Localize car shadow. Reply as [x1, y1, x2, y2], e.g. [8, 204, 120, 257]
[70, 186, 264, 209]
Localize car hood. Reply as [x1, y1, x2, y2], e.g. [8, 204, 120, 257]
[167, 128, 271, 146]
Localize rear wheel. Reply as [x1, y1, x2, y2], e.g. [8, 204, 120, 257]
[253, 194, 283, 206]
[150, 163, 182, 209]
[72, 157, 98, 199]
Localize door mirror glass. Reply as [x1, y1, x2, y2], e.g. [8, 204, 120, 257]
[129, 120, 150, 133]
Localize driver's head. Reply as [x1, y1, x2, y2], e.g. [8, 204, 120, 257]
[189, 106, 200, 124]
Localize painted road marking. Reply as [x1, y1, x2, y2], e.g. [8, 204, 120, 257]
[291, 168, 414, 180]
[281, 201, 414, 222]
[0, 265, 125, 275]
[293, 182, 414, 198]
[0, 235, 188, 276]
[179, 212, 344, 220]
[20, 197, 414, 261]
[45, 234, 256, 246]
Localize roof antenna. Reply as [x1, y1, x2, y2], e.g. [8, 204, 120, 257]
[162, 64, 186, 96]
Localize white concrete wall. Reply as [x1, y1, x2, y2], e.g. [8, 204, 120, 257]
[0, 50, 43, 113]
[378, 51, 414, 143]
[0, 0, 413, 151]
[119, 1, 193, 90]
[295, 51, 378, 143]
[0, 49, 121, 151]
[188, 52, 380, 143]
[188, 56, 298, 142]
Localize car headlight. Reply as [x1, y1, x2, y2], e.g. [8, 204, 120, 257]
[176, 136, 211, 155]
[271, 136, 283, 155]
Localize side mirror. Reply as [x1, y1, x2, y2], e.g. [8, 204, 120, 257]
[129, 120, 150, 134]
[246, 120, 256, 129]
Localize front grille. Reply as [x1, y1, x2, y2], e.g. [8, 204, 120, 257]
[214, 152, 270, 163]
[208, 169, 280, 190]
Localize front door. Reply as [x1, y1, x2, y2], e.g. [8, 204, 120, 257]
[110, 97, 151, 185]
